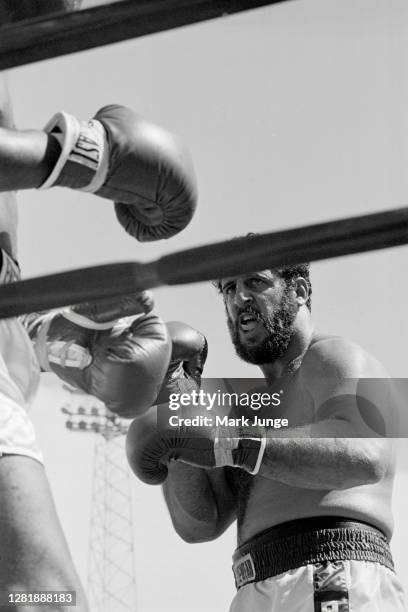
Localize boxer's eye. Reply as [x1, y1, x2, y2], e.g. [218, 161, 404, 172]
[222, 282, 235, 296]
[247, 278, 266, 290]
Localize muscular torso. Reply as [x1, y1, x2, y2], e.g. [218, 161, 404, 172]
[226, 334, 395, 544]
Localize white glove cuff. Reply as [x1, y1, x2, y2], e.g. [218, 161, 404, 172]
[33, 312, 92, 371]
[249, 436, 267, 475]
[213, 427, 266, 475]
[62, 308, 117, 330]
[33, 312, 55, 371]
[40, 111, 109, 193]
[213, 428, 238, 468]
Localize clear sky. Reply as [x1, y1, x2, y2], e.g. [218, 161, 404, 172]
[4, 0, 408, 610]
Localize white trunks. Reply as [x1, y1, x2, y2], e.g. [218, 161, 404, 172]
[230, 517, 405, 612]
[230, 559, 405, 612]
[0, 249, 42, 462]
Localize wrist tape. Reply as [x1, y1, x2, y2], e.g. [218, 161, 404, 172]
[40, 111, 109, 193]
[30, 312, 92, 371]
[213, 426, 266, 475]
[62, 308, 118, 330]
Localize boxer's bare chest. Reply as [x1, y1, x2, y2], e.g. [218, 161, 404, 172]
[226, 357, 394, 544]
[227, 370, 316, 531]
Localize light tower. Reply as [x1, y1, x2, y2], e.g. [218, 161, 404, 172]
[61, 387, 137, 612]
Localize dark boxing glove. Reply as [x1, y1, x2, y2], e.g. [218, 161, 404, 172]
[40, 105, 197, 241]
[126, 323, 266, 484]
[24, 293, 171, 417]
[155, 320, 208, 403]
[126, 412, 266, 484]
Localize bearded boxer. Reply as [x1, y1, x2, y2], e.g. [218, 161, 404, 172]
[127, 264, 406, 612]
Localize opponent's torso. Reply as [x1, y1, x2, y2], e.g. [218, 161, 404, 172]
[0, 77, 38, 401]
[0, 317, 40, 405]
[0, 248, 40, 404]
[0, 76, 18, 256]
[227, 336, 395, 544]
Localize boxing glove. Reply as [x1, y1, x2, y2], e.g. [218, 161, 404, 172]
[126, 407, 266, 484]
[155, 320, 208, 404]
[24, 293, 171, 417]
[126, 323, 266, 484]
[40, 104, 197, 241]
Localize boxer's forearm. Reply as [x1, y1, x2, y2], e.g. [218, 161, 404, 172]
[163, 462, 235, 543]
[0, 128, 59, 190]
[163, 463, 218, 542]
[257, 422, 391, 489]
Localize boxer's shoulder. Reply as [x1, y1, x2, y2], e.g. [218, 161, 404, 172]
[302, 333, 386, 378]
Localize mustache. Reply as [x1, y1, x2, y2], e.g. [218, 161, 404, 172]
[236, 305, 261, 321]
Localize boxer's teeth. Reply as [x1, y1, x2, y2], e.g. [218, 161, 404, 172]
[239, 314, 258, 331]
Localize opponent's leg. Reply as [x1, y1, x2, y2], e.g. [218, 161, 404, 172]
[0, 455, 89, 612]
[0, 313, 89, 612]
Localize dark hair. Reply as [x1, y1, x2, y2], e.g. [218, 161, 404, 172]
[213, 263, 312, 309]
[212, 233, 312, 310]
[277, 263, 312, 310]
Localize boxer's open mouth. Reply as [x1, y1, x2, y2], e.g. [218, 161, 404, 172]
[239, 313, 260, 333]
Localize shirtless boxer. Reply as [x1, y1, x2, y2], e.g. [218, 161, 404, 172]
[0, 2, 196, 607]
[126, 264, 406, 611]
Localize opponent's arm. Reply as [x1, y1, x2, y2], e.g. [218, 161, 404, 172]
[254, 337, 395, 489]
[0, 127, 58, 190]
[0, 78, 19, 257]
[0, 105, 197, 241]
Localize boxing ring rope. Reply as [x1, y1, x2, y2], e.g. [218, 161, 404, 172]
[0, 0, 290, 71]
[0, 205, 406, 319]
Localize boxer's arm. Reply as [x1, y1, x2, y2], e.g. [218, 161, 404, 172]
[162, 463, 236, 543]
[257, 427, 393, 489]
[0, 105, 196, 242]
[255, 337, 395, 489]
[0, 127, 59, 190]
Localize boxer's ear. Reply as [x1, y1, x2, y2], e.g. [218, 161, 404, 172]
[293, 277, 309, 307]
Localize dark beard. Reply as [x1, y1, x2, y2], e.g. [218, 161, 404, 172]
[227, 290, 298, 365]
